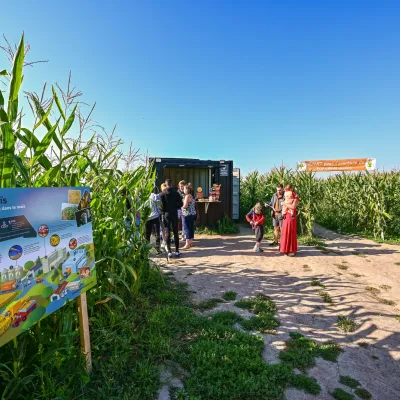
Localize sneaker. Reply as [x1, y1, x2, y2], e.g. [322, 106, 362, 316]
[167, 252, 173, 258]
[259, 248, 264, 252]
[254, 247, 261, 252]
[175, 251, 181, 257]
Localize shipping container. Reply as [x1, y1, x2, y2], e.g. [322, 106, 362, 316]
[149, 157, 239, 222]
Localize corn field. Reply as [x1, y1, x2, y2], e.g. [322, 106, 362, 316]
[240, 167, 400, 241]
[0, 34, 161, 399]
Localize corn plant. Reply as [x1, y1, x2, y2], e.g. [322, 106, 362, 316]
[0, 33, 157, 399]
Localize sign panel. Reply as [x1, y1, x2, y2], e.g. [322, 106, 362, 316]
[0, 187, 96, 347]
[297, 158, 376, 172]
[220, 164, 229, 177]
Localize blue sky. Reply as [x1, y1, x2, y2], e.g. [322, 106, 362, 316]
[2, 1, 400, 174]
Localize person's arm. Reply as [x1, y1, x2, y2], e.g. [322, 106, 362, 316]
[245, 209, 253, 223]
[285, 199, 299, 210]
[183, 194, 190, 209]
[160, 193, 166, 212]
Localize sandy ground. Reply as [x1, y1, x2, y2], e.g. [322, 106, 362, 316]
[157, 225, 400, 400]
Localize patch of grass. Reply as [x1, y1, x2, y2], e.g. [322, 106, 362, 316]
[375, 297, 396, 306]
[241, 313, 280, 333]
[366, 286, 381, 295]
[234, 294, 277, 314]
[196, 216, 239, 235]
[311, 278, 325, 288]
[279, 332, 341, 371]
[195, 298, 224, 311]
[358, 342, 369, 348]
[371, 355, 379, 360]
[331, 388, 355, 400]
[395, 315, 400, 322]
[222, 291, 237, 301]
[354, 388, 372, 399]
[303, 264, 312, 271]
[318, 290, 333, 304]
[350, 273, 363, 278]
[352, 251, 367, 258]
[291, 374, 321, 395]
[210, 311, 243, 326]
[298, 236, 327, 247]
[335, 263, 349, 270]
[379, 285, 391, 290]
[339, 375, 360, 389]
[337, 316, 357, 332]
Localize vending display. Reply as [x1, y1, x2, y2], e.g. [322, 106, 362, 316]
[208, 184, 221, 202]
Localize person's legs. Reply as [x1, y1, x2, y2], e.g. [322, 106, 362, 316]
[164, 217, 173, 254]
[145, 219, 153, 243]
[255, 225, 264, 252]
[171, 218, 180, 253]
[187, 215, 195, 246]
[182, 216, 191, 249]
[154, 218, 161, 249]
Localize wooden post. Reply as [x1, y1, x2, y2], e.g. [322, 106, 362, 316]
[77, 292, 92, 373]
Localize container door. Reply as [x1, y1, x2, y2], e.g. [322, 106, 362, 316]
[232, 168, 240, 220]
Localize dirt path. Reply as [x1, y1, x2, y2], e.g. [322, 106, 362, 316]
[159, 225, 400, 400]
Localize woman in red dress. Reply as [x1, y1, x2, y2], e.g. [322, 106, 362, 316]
[280, 184, 299, 257]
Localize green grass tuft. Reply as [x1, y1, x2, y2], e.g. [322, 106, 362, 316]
[318, 290, 333, 304]
[395, 315, 400, 323]
[335, 263, 349, 270]
[331, 388, 355, 400]
[354, 388, 372, 399]
[222, 291, 237, 301]
[241, 313, 280, 333]
[339, 375, 361, 389]
[337, 316, 357, 332]
[279, 333, 341, 371]
[350, 273, 363, 278]
[211, 311, 243, 326]
[234, 294, 277, 314]
[366, 286, 381, 295]
[311, 277, 325, 287]
[291, 374, 321, 395]
[195, 298, 224, 311]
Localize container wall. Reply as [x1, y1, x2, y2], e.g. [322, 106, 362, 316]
[163, 167, 210, 197]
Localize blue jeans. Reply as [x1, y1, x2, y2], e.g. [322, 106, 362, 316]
[182, 215, 195, 240]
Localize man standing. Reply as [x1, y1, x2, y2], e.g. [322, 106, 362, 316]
[266, 184, 285, 246]
[178, 180, 186, 241]
[160, 179, 183, 257]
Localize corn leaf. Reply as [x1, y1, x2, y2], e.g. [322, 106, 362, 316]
[33, 100, 53, 131]
[52, 86, 66, 120]
[61, 104, 77, 136]
[7, 33, 25, 122]
[0, 122, 15, 187]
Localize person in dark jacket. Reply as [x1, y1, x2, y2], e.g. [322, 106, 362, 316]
[265, 184, 285, 246]
[159, 179, 183, 257]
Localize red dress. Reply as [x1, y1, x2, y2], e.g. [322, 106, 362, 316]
[280, 209, 298, 254]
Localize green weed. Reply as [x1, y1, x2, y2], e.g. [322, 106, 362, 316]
[223, 291, 237, 301]
[234, 294, 277, 314]
[331, 388, 355, 400]
[241, 313, 280, 333]
[354, 388, 372, 399]
[195, 298, 224, 311]
[335, 263, 349, 270]
[337, 316, 357, 332]
[279, 332, 341, 371]
[311, 278, 325, 288]
[395, 315, 400, 322]
[318, 290, 333, 304]
[291, 374, 321, 395]
[366, 286, 381, 295]
[350, 273, 363, 278]
[339, 375, 360, 389]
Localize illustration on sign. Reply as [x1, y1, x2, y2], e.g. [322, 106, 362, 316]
[220, 164, 229, 177]
[297, 158, 376, 172]
[0, 187, 96, 347]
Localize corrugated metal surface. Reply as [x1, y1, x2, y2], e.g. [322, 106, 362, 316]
[232, 168, 240, 219]
[163, 167, 210, 197]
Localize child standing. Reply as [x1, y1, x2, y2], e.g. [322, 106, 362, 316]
[246, 202, 265, 252]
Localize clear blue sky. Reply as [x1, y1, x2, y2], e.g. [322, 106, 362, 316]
[2, 1, 400, 174]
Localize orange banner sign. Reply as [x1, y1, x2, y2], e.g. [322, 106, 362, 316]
[297, 158, 376, 172]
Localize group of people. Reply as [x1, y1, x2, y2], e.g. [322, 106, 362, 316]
[246, 184, 299, 256]
[145, 179, 197, 258]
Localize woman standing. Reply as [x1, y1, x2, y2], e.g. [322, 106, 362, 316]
[181, 183, 197, 249]
[279, 184, 299, 257]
